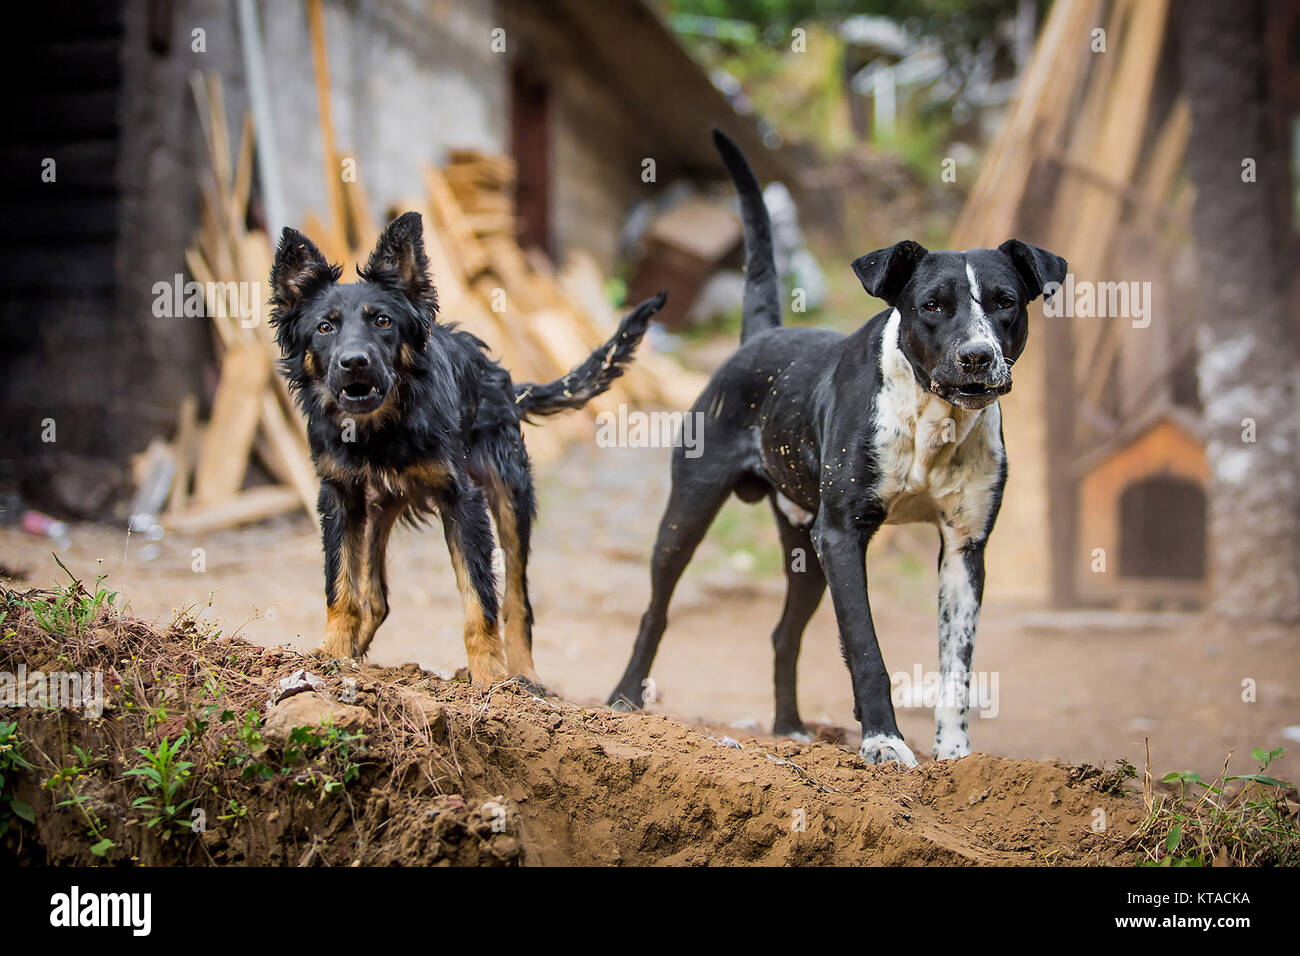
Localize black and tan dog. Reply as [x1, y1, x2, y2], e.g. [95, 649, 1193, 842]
[609, 132, 1065, 765]
[270, 212, 665, 686]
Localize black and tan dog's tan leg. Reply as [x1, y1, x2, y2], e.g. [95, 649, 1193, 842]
[440, 484, 507, 684]
[487, 480, 542, 686]
[933, 527, 986, 759]
[319, 480, 368, 657]
[351, 495, 407, 657]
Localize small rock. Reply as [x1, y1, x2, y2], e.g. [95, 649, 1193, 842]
[718, 736, 741, 750]
[264, 691, 370, 746]
[273, 669, 325, 704]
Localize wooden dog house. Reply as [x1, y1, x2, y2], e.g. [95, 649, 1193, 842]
[1075, 410, 1208, 607]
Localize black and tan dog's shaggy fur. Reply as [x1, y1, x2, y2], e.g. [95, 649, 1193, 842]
[270, 212, 665, 686]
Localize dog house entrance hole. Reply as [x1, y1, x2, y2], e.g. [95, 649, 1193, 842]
[1118, 475, 1206, 580]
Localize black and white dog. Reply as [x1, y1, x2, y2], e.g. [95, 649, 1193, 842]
[608, 131, 1066, 766]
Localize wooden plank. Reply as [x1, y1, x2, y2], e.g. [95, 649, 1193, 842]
[259, 391, 319, 520]
[193, 343, 271, 505]
[169, 485, 301, 535]
[184, 246, 239, 351]
[165, 394, 200, 520]
[950, 0, 1101, 247]
[306, 0, 349, 256]
[423, 164, 488, 277]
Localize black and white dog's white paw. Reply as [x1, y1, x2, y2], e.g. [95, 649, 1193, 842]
[933, 720, 972, 761]
[859, 733, 918, 768]
[932, 737, 972, 761]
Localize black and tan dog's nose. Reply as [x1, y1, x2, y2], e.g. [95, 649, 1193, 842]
[956, 342, 995, 373]
[338, 351, 370, 372]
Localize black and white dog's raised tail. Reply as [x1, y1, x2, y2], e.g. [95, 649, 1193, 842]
[608, 129, 1067, 768]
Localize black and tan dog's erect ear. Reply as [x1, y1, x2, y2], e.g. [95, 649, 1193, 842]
[851, 240, 928, 307]
[271, 227, 338, 312]
[998, 239, 1068, 302]
[363, 211, 437, 311]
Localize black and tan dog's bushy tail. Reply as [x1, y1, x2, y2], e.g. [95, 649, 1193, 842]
[513, 291, 667, 420]
[712, 128, 780, 343]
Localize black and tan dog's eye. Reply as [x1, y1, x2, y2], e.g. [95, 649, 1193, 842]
[375, 314, 391, 329]
[317, 321, 333, 334]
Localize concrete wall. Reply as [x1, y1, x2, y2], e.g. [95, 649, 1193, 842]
[259, 0, 506, 227]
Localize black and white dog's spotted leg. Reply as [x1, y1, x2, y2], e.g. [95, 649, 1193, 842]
[934, 526, 986, 760]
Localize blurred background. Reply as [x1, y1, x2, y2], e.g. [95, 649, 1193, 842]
[0, 0, 1297, 780]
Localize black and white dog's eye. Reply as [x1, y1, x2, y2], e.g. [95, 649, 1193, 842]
[996, 296, 1016, 310]
[922, 300, 941, 313]
[317, 321, 333, 334]
[375, 314, 391, 329]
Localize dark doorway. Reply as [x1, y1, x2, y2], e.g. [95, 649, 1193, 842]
[510, 64, 550, 254]
[1119, 475, 1207, 580]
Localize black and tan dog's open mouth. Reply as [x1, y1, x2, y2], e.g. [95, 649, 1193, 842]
[336, 382, 384, 411]
[340, 382, 379, 401]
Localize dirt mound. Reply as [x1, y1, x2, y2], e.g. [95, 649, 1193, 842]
[0, 586, 1142, 865]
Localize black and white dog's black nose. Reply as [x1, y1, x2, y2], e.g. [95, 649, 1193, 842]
[338, 351, 370, 372]
[956, 342, 995, 373]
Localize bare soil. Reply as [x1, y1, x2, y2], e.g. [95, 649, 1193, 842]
[1, 599, 1141, 865]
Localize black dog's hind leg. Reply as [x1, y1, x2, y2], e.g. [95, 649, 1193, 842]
[770, 498, 825, 739]
[608, 464, 734, 710]
[812, 507, 917, 767]
[439, 479, 507, 684]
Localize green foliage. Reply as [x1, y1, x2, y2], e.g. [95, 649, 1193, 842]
[280, 721, 366, 796]
[20, 555, 116, 636]
[125, 735, 197, 836]
[219, 708, 272, 782]
[46, 745, 115, 858]
[0, 721, 36, 839]
[1134, 747, 1299, 867]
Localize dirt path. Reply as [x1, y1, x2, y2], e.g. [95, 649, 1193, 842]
[2, 441, 1296, 787]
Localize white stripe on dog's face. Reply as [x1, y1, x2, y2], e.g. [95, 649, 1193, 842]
[965, 260, 1001, 359]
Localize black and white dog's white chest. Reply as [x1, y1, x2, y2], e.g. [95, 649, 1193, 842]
[868, 310, 1006, 538]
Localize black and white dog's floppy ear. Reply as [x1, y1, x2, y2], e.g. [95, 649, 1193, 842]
[271, 228, 337, 312]
[998, 239, 1067, 301]
[851, 240, 928, 307]
[364, 211, 437, 310]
